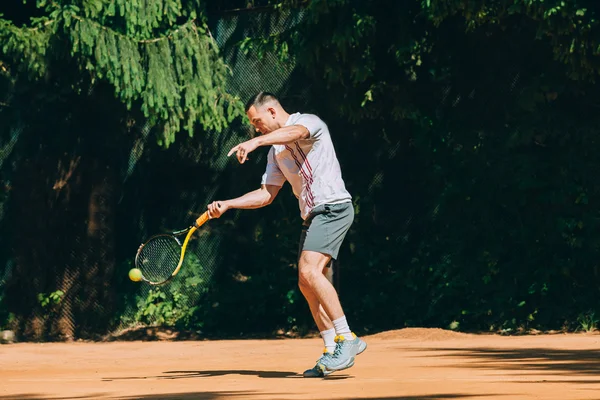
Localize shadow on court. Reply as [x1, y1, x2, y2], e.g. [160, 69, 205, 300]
[413, 347, 600, 377]
[101, 369, 351, 381]
[0, 393, 499, 400]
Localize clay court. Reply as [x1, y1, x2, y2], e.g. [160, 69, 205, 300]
[2, 328, 600, 400]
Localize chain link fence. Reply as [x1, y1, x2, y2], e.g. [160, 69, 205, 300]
[0, 7, 315, 340]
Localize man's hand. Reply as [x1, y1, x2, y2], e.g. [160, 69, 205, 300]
[207, 201, 229, 219]
[228, 138, 259, 164]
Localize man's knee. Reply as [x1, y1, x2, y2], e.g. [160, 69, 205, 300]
[298, 251, 331, 287]
[298, 267, 321, 288]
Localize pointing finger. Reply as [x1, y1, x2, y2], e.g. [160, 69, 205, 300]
[227, 145, 239, 157]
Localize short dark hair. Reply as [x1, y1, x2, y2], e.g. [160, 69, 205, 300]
[245, 91, 280, 112]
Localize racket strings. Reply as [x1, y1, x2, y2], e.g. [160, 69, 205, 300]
[137, 236, 182, 283]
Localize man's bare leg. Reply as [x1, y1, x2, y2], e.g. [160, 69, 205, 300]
[298, 251, 345, 324]
[298, 250, 364, 374]
[298, 250, 354, 342]
[298, 260, 336, 352]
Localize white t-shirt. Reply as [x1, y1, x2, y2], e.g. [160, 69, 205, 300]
[260, 112, 352, 220]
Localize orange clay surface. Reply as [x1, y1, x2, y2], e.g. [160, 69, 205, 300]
[2, 328, 600, 400]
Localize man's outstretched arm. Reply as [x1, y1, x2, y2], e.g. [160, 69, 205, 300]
[228, 125, 310, 164]
[207, 184, 281, 218]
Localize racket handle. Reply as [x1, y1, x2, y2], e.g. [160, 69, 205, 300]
[194, 211, 210, 228]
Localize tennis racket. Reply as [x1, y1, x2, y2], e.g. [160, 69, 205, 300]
[134, 210, 212, 286]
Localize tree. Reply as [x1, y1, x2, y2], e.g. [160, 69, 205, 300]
[0, 0, 244, 147]
[236, 0, 600, 332]
[0, 0, 243, 339]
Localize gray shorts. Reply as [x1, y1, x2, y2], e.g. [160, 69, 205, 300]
[298, 202, 354, 261]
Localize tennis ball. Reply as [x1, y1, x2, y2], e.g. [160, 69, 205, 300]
[129, 268, 143, 282]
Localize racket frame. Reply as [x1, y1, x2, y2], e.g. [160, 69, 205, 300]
[134, 211, 210, 286]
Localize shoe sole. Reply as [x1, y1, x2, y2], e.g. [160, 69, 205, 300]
[324, 356, 355, 372]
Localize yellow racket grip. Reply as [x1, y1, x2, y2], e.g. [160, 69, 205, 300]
[194, 211, 210, 228]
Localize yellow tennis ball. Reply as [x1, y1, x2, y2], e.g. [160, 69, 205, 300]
[129, 268, 142, 282]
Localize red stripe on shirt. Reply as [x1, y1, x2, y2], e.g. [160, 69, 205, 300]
[293, 143, 315, 206]
[285, 145, 315, 208]
[294, 143, 313, 174]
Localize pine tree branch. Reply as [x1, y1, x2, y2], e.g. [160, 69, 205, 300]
[138, 19, 196, 43]
[26, 20, 55, 32]
[217, 0, 308, 15]
[13, 12, 198, 45]
[1, 2, 245, 148]
[69, 14, 198, 44]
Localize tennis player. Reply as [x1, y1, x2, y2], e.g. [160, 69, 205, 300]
[206, 92, 366, 377]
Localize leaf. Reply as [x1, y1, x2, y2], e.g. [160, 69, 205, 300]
[361, 89, 373, 107]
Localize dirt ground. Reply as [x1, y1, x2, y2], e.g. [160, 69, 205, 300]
[2, 328, 600, 400]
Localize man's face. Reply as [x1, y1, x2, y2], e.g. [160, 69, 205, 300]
[247, 104, 278, 135]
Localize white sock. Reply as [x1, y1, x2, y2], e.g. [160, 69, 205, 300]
[320, 328, 336, 353]
[332, 316, 353, 341]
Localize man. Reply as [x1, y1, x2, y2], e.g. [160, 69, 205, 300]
[206, 92, 366, 377]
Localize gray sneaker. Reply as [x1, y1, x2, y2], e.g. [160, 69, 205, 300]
[357, 336, 368, 355]
[303, 349, 336, 377]
[303, 334, 367, 377]
[320, 333, 365, 372]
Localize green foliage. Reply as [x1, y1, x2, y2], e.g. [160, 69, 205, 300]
[227, 0, 600, 334]
[84, 0, 189, 40]
[4, 1, 600, 340]
[424, 0, 600, 81]
[37, 290, 64, 308]
[577, 311, 598, 332]
[0, 290, 13, 330]
[244, 0, 600, 127]
[132, 288, 196, 327]
[109, 1, 600, 335]
[0, 0, 244, 147]
[0, 15, 52, 78]
[122, 252, 211, 328]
